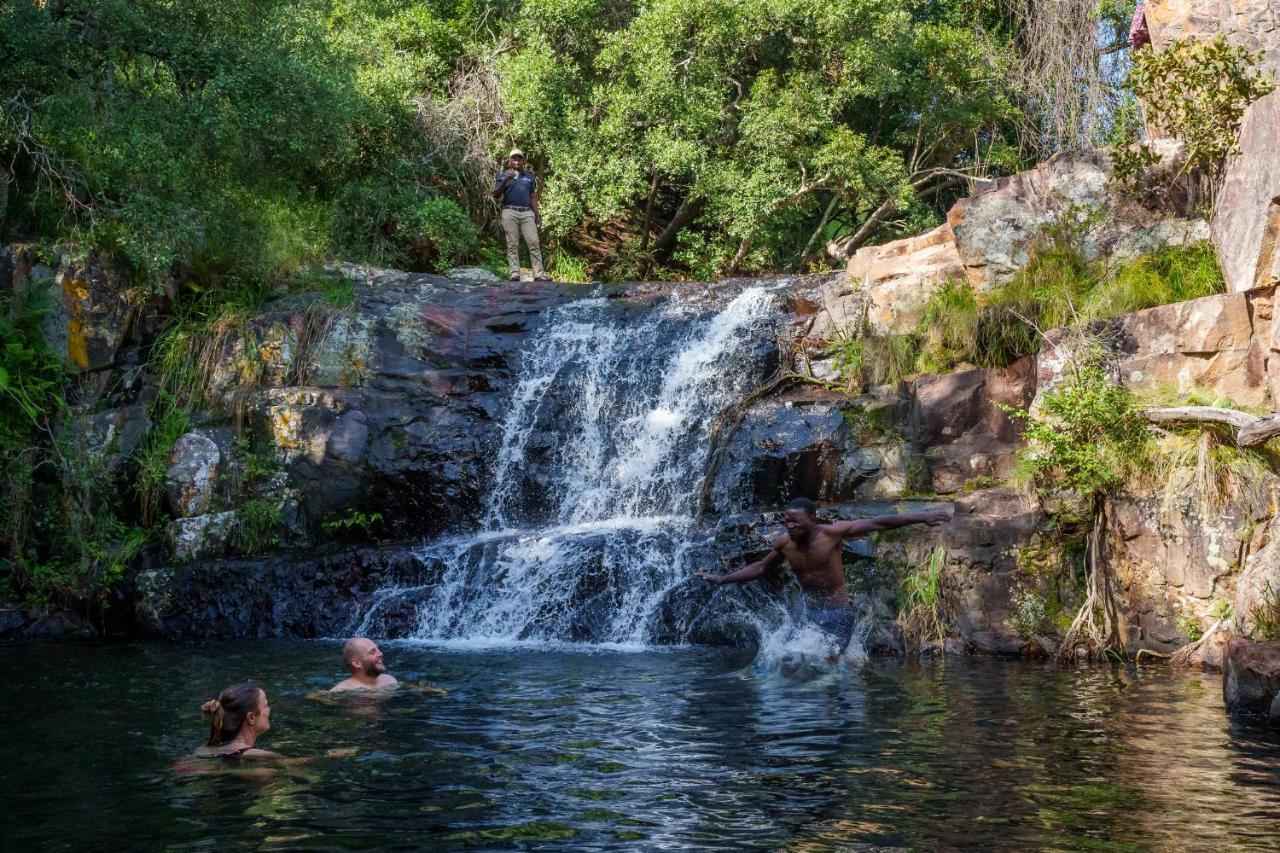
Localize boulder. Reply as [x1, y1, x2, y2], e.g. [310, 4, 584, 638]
[166, 511, 236, 562]
[1111, 288, 1271, 408]
[815, 223, 964, 337]
[1223, 635, 1280, 722]
[812, 152, 1209, 339]
[165, 431, 224, 517]
[1213, 91, 1280, 294]
[948, 151, 1208, 292]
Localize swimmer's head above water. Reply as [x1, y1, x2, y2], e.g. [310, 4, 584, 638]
[330, 638, 399, 692]
[203, 682, 270, 747]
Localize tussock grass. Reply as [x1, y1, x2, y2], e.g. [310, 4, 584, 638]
[841, 238, 1226, 385]
[898, 546, 948, 652]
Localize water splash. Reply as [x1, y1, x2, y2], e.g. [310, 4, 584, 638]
[353, 286, 782, 646]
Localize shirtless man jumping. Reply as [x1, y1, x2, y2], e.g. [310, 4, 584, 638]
[695, 497, 949, 656]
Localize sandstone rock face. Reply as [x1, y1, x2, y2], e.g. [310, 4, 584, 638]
[909, 360, 1034, 494]
[1107, 481, 1275, 654]
[817, 152, 1208, 335]
[1223, 635, 1280, 721]
[1112, 288, 1271, 407]
[949, 152, 1208, 292]
[1146, 0, 1280, 80]
[1214, 91, 1280, 293]
[1235, 514, 1280, 637]
[1144, 2, 1280, 294]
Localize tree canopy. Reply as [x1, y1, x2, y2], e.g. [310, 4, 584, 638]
[2, 1, 1031, 283]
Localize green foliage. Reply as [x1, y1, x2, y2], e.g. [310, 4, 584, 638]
[2, 0, 1025, 282]
[1119, 36, 1276, 195]
[1004, 362, 1149, 505]
[1176, 613, 1203, 642]
[548, 251, 591, 284]
[232, 499, 283, 555]
[1252, 583, 1280, 642]
[898, 546, 947, 651]
[1085, 242, 1225, 318]
[1211, 599, 1233, 622]
[830, 332, 865, 390]
[322, 509, 384, 538]
[133, 397, 191, 528]
[335, 185, 477, 273]
[859, 334, 922, 388]
[0, 282, 65, 449]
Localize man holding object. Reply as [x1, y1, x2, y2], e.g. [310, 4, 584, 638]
[492, 149, 550, 282]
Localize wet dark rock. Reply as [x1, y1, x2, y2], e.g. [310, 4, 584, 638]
[1224, 636, 1280, 723]
[0, 604, 96, 639]
[132, 545, 428, 638]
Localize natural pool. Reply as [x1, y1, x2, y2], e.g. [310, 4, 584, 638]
[3, 641, 1279, 850]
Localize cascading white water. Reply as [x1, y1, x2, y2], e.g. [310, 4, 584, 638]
[353, 286, 782, 646]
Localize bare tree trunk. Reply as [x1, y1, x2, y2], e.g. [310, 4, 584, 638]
[726, 233, 752, 275]
[650, 196, 705, 262]
[826, 195, 896, 262]
[638, 171, 659, 278]
[796, 193, 840, 271]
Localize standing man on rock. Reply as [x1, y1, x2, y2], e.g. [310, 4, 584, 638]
[492, 149, 550, 282]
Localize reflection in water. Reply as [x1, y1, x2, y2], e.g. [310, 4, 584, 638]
[2, 641, 1279, 850]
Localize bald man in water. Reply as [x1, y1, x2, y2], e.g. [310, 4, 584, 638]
[330, 637, 400, 692]
[695, 497, 949, 658]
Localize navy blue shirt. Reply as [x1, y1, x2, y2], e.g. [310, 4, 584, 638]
[495, 169, 537, 208]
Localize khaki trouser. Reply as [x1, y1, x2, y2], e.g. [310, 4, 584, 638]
[501, 208, 545, 278]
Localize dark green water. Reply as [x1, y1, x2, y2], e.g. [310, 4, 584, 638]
[2, 641, 1279, 851]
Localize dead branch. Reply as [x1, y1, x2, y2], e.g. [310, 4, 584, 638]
[1142, 406, 1280, 447]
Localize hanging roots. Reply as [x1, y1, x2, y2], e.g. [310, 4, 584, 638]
[1058, 506, 1126, 662]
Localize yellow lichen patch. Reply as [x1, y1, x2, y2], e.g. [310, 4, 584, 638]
[268, 405, 304, 456]
[66, 317, 90, 369]
[61, 277, 91, 369]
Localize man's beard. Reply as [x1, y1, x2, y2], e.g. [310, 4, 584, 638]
[361, 661, 385, 677]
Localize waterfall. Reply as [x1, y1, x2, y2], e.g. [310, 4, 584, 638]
[353, 285, 782, 647]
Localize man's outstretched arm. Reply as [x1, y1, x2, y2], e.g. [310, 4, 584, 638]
[829, 510, 950, 539]
[695, 545, 785, 586]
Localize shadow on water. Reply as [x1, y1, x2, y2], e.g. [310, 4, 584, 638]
[2, 640, 1280, 850]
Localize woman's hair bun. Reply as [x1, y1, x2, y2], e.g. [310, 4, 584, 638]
[202, 698, 222, 716]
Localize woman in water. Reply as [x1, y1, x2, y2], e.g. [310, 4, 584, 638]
[195, 682, 280, 760]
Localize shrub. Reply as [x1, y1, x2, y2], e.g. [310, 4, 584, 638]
[335, 181, 478, 273]
[1003, 361, 1149, 504]
[1116, 36, 1276, 202]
